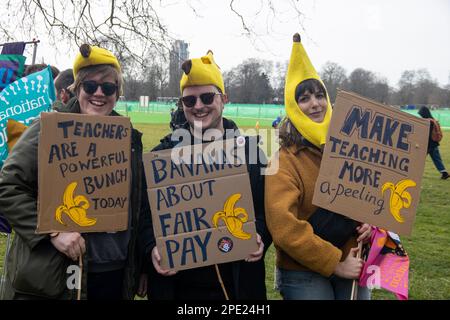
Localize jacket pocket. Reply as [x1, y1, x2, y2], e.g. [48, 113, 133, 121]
[13, 239, 70, 299]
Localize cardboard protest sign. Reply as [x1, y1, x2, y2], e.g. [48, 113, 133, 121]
[144, 140, 258, 271]
[37, 112, 131, 233]
[0, 66, 55, 166]
[312, 90, 429, 235]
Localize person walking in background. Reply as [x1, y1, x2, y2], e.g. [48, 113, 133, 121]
[52, 68, 75, 111]
[272, 115, 282, 129]
[169, 98, 187, 131]
[418, 106, 449, 180]
[264, 33, 372, 300]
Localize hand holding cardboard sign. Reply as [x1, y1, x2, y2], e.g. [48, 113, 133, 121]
[50, 232, 85, 261]
[151, 246, 177, 276]
[334, 247, 364, 279]
[245, 233, 264, 262]
[356, 223, 372, 243]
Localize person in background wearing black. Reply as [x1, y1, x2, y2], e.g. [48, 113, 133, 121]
[418, 106, 449, 180]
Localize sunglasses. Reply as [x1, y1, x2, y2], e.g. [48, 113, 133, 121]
[82, 80, 118, 96]
[181, 92, 221, 108]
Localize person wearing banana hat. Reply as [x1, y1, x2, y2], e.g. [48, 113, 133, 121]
[264, 34, 372, 300]
[139, 50, 272, 300]
[0, 44, 150, 299]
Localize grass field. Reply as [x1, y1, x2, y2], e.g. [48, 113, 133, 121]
[1, 119, 449, 300]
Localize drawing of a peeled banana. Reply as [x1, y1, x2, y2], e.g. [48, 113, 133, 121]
[55, 182, 97, 227]
[212, 193, 251, 240]
[382, 179, 416, 223]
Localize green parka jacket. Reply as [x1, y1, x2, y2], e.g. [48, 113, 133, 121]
[0, 99, 149, 299]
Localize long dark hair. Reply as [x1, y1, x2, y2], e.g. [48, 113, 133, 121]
[279, 79, 327, 150]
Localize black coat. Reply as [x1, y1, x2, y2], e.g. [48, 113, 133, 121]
[139, 118, 272, 300]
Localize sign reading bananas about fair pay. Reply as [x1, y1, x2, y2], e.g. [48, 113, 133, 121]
[143, 140, 258, 271]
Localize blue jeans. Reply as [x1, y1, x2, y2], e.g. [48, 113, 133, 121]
[276, 268, 371, 300]
[429, 146, 447, 173]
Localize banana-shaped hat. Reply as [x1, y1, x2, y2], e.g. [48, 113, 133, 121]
[285, 33, 332, 148]
[180, 50, 225, 94]
[73, 44, 121, 79]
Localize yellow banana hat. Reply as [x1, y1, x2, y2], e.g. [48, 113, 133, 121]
[285, 33, 332, 148]
[73, 44, 121, 79]
[180, 50, 225, 94]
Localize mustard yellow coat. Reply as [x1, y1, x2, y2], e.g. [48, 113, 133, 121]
[265, 144, 357, 277]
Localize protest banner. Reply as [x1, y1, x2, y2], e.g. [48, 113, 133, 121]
[37, 112, 131, 233]
[0, 54, 26, 92]
[143, 140, 258, 271]
[359, 228, 409, 300]
[0, 66, 55, 166]
[312, 90, 429, 235]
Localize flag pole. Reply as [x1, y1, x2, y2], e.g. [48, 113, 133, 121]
[351, 241, 363, 300]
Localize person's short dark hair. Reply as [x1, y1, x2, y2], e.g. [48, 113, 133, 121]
[55, 69, 75, 98]
[294, 78, 327, 102]
[24, 64, 60, 79]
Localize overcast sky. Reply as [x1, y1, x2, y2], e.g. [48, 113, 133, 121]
[30, 0, 450, 88]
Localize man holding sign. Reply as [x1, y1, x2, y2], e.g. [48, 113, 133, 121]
[0, 45, 149, 300]
[140, 50, 271, 300]
[265, 34, 372, 300]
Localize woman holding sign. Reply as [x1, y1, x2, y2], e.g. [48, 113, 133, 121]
[264, 34, 372, 300]
[0, 45, 149, 300]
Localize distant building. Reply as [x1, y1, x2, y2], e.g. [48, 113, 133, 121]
[168, 40, 189, 97]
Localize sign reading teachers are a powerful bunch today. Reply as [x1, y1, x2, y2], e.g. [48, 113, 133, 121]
[144, 141, 258, 271]
[37, 112, 131, 233]
[312, 90, 429, 236]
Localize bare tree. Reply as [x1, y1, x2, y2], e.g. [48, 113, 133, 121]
[413, 69, 439, 105]
[0, 0, 305, 67]
[372, 76, 391, 104]
[0, 0, 173, 66]
[320, 61, 347, 103]
[397, 70, 416, 105]
[224, 58, 274, 103]
[346, 68, 375, 98]
[345, 68, 393, 104]
[272, 61, 288, 104]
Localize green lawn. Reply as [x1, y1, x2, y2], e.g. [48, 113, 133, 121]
[1, 122, 449, 300]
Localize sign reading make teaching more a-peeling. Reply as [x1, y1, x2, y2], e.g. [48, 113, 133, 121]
[313, 90, 429, 236]
[144, 140, 258, 271]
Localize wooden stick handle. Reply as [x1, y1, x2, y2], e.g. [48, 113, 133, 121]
[215, 264, 229, 300]
[77, 256, 83, 300]
[350, 241, 363, 300]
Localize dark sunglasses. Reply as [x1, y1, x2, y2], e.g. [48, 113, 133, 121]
[181, 92, 221, 108]
[82, 80, 118, 96]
